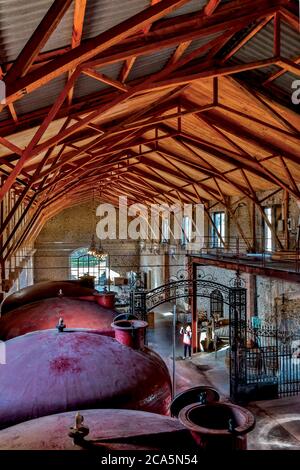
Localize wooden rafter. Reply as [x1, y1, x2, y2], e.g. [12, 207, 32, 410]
[204, 0, 221, 17]
[68, 0, 88, 104]
[5, 0, 73, 82]
[3, 0, 282, 105]
[2, 0, 300, 264]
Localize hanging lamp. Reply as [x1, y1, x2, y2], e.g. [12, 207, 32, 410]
[88, 189, 99, 257]
[94, 189, 107, 262]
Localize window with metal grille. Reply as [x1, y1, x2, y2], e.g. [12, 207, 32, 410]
[210, 289, 224, 318]
[211, 211, 225, 248]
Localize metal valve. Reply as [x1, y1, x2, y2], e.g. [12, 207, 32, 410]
[56, 317, 66, 332]
[69, 412, 90, 443]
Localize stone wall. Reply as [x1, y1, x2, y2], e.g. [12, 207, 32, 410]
[193, 264, 300, 328]
[34, 201, 139, 284]
[204, 192, 300, 251]
[256, 275, 300, 327]
[195, 265, 253, 319]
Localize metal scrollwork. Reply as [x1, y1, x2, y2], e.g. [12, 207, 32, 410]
[229, 270, 246, 288]
[144, 278, 234, 310]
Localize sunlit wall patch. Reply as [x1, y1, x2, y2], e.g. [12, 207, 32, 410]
[0, 341, 6, 365]
[0, 80, 5, 105]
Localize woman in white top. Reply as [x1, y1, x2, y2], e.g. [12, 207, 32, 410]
[180, 325, 192, 359]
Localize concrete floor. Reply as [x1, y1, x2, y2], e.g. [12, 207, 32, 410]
[147, 305, 300, 450]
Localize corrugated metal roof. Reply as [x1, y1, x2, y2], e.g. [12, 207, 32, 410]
[0, 0, 74, 64]
[0, 106, 10, 122]
[0, 0, 298, 120]
[13, 74, 67, 116]
[82, 0, 149, 40]
[273, 71, 300, 94]
[234, 20, 274, 62]
[74, 62, 124, 99]
[182, 32, 224, 59]
[242, 64, 281, 82]
[230, 18, 300, 95]
[234, 19, 300, 63]
[128, 45, 178, 81]
[42, 3, 74, 53]
[280, 21, 300, 59]
[165, 0, 206, 18]
[166, 0, 233, 18]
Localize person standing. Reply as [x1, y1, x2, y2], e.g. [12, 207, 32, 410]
[180, 325, 192, 359]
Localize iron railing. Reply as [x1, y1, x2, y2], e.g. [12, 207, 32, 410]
[231, 319, 300, 399]
[184, 236, 300, 273]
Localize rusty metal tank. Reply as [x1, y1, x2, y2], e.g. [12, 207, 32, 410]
[112, 319, 148, 350]
[1, 281, 97, 315]
[95, 292, 116, 309]
[179, 402, 255, 450]
[0, 297, 117, 340]
[170, 386, 220, 418]
[0, 329, 172, 429]
[0, 409, 193, 451]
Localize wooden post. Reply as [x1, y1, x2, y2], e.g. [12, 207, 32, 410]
[284, 190, 289, 250]
[191, 261, 198, 353]
[252, 201, 256, 252]
[164, 251, 170, 284]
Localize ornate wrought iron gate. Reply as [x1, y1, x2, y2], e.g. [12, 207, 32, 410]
[130, 272, 300, 402]
[130, 277, 244, 322]
[231, 318, 300, 401]
[130, 273, 248, 402]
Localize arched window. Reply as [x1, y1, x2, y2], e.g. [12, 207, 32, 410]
[70, 248, 107, 289]
[210, 289, 224, 319]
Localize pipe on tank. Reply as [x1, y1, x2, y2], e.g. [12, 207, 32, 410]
[179, 402, 255, 450]
[112, 319, 148, 350]
[95, 293, 116, 309]
[170, 386, 220, 418]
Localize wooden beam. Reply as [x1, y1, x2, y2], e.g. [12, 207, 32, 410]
[167, 41, 192, 66]
[201, 111, 300, 165]
[83, 69, 129, 92]
[276, 58, 300, 77]
[5, 0, 73, 82]
[217, 103, 298, 139]
[13, 57, 277, 165]
[263, 55, 300, 85]
[152, 57, 278, 89]
[8, 103, 18, 123]
[187, 113, 300, 198]
[178, 127, 299, 199]
[5, 0, 191, 103]
[284, 189, 289, 250]
[119, 57, 136, 84]
[274, 12, 281, 56]
[279, 6, 300, 33]
[190, 255, 300, 284]
[251, 201, 257, 252]
[34, 90, 185, 181]
[204, 0, 221, 17]
[279, 157, 300, 198]
[0, 69, 80, 202]
[4, 0, 282, 105]
[0, 120, 70, 239]
[230, 76, 300, 135]
[68, 0, 88, 104]
[72, 0, 87, 48]
[0, 137, 23, 156]
[119, 0, 163, 83]
[221, 15, 273, 63]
